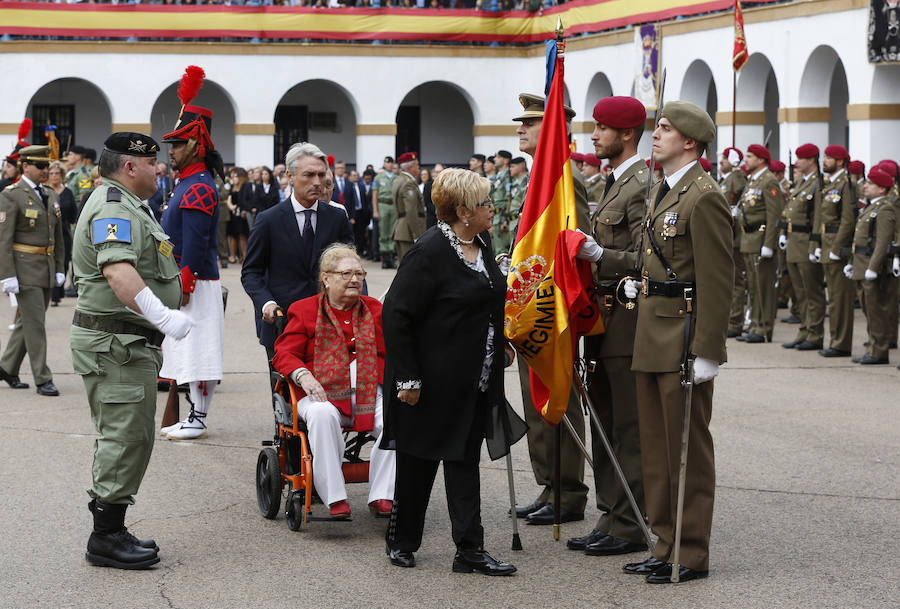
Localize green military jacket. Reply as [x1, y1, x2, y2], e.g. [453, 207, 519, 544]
[67, 164, 93, 207]
[851, 197, 896, 279]
[71, 178, 182, 350]
[719, 170, 748, 249]
[391, 171, 426, 242]
[814, 169, 856, 260]
[506, 172, 529, 243]
[782, 172, 819, 264]
[633, 162, 733, 372]
[584, 173, 605, 206]
[0, 178, 65, 287]
[491, 168, 510, 211]
[738, 167, 784, 255]
[374, 171, 396, 207]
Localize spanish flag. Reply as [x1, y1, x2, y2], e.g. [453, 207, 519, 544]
[504, 40, 603, 425]
[733, 0, 749, 71]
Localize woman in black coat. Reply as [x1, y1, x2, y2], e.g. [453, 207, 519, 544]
[381, 168, 516, 576]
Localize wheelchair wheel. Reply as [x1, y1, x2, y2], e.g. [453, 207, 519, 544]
[256, 447, 281, 519]
[285, 491, 304, 531]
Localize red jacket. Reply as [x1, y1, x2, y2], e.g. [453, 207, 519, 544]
[272, 294, 385, 399]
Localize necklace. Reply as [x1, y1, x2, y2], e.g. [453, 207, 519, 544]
[457, 235, 475, 245]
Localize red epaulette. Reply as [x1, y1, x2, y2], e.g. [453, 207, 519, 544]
[179, 183, 217, 216]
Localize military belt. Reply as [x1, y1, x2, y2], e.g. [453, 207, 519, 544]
[823, 225, 840, 234]
[12, 243, 54, 255]
[853, 245, 874, 256]
[787, 225, 810, 233]
[742, 222, 765, 232]
[642, 279, 696, 298]
[72, 310, 164, 347]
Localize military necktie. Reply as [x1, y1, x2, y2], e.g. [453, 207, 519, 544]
[36, 185, 48, 207]
[299, 208, 315, 267]
[654, 181, 670, 208]
[603, 173, 616, 199]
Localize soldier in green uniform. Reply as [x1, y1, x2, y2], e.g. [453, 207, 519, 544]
[71, 133, 192, 569]
[849, 160, 866, 205]
[0, 145, 65, 396]
[718, 147, 748, 337]
[491, 150, 513, 256]
[392, 152, 426, 263]
[814, 146, 857, 357]
[736, 144, 784, 343]
[66, 145, 93, 208]
[780, 144, 824, 351]
[506, 157, 529, 249]
[374, 156, 397, 268]
[845, 167, 896, 365]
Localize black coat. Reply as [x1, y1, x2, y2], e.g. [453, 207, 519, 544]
[382, 225, 506, 462]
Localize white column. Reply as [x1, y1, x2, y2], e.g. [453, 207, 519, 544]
[355, 132, 395, 170]
[234, 134, 274, 168]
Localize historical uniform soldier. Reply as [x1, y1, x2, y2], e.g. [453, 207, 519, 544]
[506, 157, 529, 245]
[779, 144, 824, 351]
[844, 168, 896, 365]
[570, 96, 649, 557]
[72, 132, 192, 569]
[736, 144, 784, 343]
[0, 118, 31, 192]
[392, 152, 426, 263]
[158, 71, 227, 441]
[718, 147, 748, 337]
[511, 92, 590, 525]
[0, 145, 65, 396]
[374, 157, 397, 268]
[623, 101, 732, 583]
[814, 145, 857, 357]
[491, 150, 514, 256]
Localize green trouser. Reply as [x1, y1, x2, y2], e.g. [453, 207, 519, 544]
[0, 286, 52, 385]
[492, 217, 512, 257]
[517, 356, 588, 513]
[777, 249, 800, 317]
[728, 246, 747, 332]
[823, 262, 855, 352]
[378, 203, 397, 255]
[860, 277, 894, 359]
[74, 336, 161, 505]
[587, 355, 645, 543]
[745, 253, 777, 339]
[786, 260, 825, 344]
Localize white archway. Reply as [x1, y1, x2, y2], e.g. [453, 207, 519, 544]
[26, 78, 112, 156]
[274, 80, 358, 168]
[680, 59, 719, 160]
[736, 53, 780, 155]
[396, 81, 475, 166]
[798, 45, 849, 147]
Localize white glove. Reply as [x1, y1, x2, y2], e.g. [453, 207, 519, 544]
[760, 246, 774, 259]
[864, 268, 878, 281]
[778, 234, 787, 250]
[623, 278, 639, 299]
[828, 251, 841, 262]
[134, 286, 193, 339]
[575, 230, 603, 262]
[808, 253, 817, 263]
[812, 247, 822, 263]
[55, 272, 65, 287]
[693, 357, 719, 384]
[731, 206, 740, 218]
[843, 264, 854, 279]
[1, 277, 19, 295]
[893, 256, 900, 278]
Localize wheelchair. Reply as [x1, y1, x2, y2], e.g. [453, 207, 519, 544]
[255, 311, 375, 530]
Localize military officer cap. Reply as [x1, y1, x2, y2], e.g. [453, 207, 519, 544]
[770, 160, 786, 172]
[795, 143, 819, 159]
[17, 145, 52, 163]
[592, 96, 646, 129]
[746, 144, 771, 161]
[659, 101, 716, 144]
[397, 151, 418, 164]
[868, 167, 894, 189]
[824, 145, 849, 161]
[513, 93, 576, 122]
[103, 132, 160, 158]
[848, 160, 865, 175]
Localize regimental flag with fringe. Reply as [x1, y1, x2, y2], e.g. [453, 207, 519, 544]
[504, 37, 604, 426]
[733, 0, 749, 71]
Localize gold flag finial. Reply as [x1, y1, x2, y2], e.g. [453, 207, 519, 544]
[556, 17, 564, 41]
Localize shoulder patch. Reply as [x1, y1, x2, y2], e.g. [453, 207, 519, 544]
[770, 187, 778, 197]
[92, 218, 132, 244]
[179, 183, 218, 216]
[106, 187, 121, 202]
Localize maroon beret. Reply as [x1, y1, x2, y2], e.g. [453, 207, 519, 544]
[795, 143, 819, 159]
[583, 153, 602, 168]
[592, 96, 647, 130]
[868, 167, 894, 189]
[721, 147, 743, 164]
[824, 145, 849, 161]
[397, 151, 418, 164]
[698, 157, 712, 171]
[877, 159, 898, 178]
[770, 160, 786, 172]
[746, 144, 770, 161]
[569, 151, 583, 162]
[848, 160, 865, 175]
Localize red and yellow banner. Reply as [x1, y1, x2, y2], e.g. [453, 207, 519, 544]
[732, 0, 749, 71]
[0, 0, 769, 43]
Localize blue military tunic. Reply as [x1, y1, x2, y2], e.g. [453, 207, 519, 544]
[161, 162, 219, 290]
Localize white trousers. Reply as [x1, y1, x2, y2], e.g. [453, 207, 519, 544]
[297, 361, 395, 507]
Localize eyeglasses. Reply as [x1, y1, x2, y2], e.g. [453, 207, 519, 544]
[327, 270, 367, 280]
[477, 200, 494, 208]
[30, 162, 49, 170]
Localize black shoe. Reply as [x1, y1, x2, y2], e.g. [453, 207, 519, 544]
[566, 529, 608, 551]
[855, 354, 889, 365]
[782, 339, 800, 349]
[891, 342, 898, 349]
[795, 341, 823, 351]
[584, 536, 648, 556]
[818, 348, 851, 358]
[86, 530, 160, 569]
[623, 556, 666, 574]
[50, 300, 59, 307]
[525, 505, 584, 525]
[512, 498, 548, 519]
[89, 500, 157, 551]
[220, 260, 228, 269]
[735, 335, 748, 342]
[386, 545, 416, 568]
[726, 329, 741, 338]
[743, 333, 766, 343]
[781, 315, 801, 324]
[36, 381, 59, 396]
[0, 367, 28, 389]
[645, 563, 709, 584]
[452, 549, 516, 576]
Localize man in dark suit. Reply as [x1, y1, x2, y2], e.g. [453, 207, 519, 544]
[241, 142, 354, 360]
[347, 169, 372, 256]
[147, 162, 173, 222]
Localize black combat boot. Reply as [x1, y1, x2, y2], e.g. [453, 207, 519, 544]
[381, 253, 391, 269]
[86, 500, 160, 569]
[89, 499, 159, 550]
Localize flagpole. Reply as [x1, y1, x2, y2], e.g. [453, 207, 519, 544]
[732, 69, 737, 149]
[552, 15, 565, 543]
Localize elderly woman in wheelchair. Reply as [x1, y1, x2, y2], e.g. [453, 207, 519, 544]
[272, 244, 394, 520]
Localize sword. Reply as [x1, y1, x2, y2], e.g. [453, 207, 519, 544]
[671, 287, 695, 583]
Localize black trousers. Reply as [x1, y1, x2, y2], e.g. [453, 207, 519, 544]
[386, 451, 483, 553]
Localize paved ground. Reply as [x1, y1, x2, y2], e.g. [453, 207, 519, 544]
[1, 260, 898, 609]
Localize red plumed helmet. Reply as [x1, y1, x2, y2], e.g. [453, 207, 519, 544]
[178, 65, 206, 107]
[163, 65, 215, 155]
[17, 118, 32, 144]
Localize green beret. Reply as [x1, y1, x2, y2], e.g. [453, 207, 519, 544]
[660, 101, 716, 144]
[103, 132, 160, 157]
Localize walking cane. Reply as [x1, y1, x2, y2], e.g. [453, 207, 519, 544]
[671, 288, 696, 583]
[505, 452, 522, 551]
